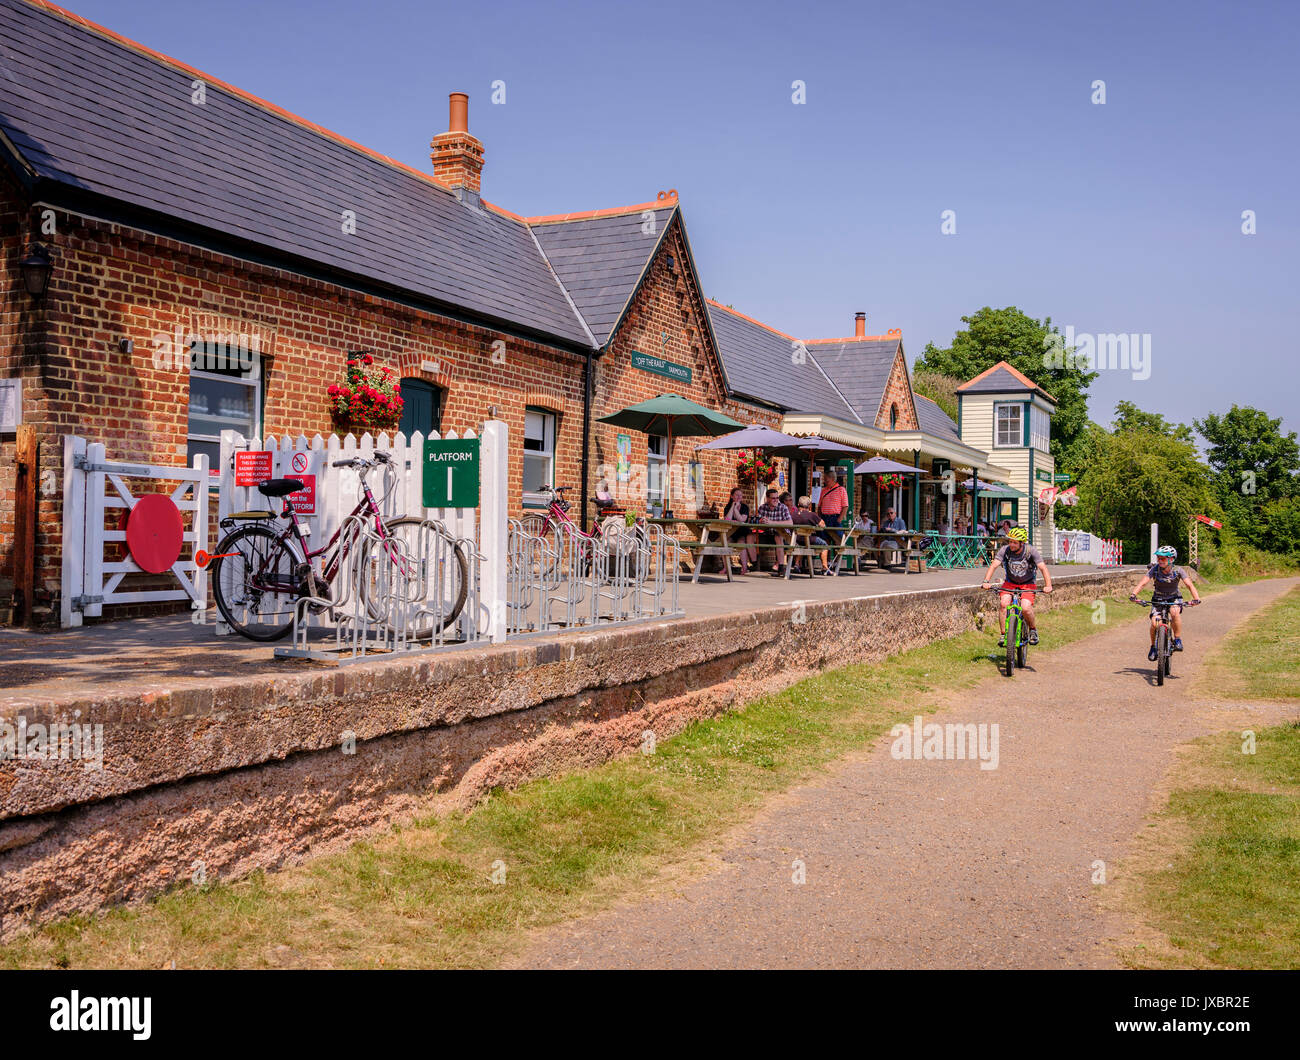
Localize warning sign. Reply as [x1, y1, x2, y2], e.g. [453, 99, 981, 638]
[290, 452, 310, 474]
[234, 451, 273, 487]
[288, 474, 316, 515]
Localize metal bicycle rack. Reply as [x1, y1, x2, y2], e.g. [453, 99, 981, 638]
[274, 514, 484, 664]
[505, 518, 682, 635]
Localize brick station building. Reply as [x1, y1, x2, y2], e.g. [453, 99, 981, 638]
[0, 0, 1007, 626]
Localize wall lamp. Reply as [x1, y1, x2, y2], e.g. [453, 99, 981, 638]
[20, 243, 53, 298]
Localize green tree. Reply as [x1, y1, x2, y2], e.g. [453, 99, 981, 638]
[910, 369, 961, 422]
[1112, 400, 1193, 444]
[1072, 427, 1215, 558]
[1195, 405, 1299, 501]
[1194, 405, 1300, 547]
[916, 306, 1097, 473]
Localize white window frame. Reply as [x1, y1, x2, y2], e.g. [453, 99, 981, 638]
[1030, 405, 1051, 453]
[994, 402, 1022, 448]
[522, 406, 557, 508]
[646, 433, 667, 505]
[188, 345, 262, 484]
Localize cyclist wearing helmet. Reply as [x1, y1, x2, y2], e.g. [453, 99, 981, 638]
[982, 525, 1053, 647]
[1131, 545, 1200, 660]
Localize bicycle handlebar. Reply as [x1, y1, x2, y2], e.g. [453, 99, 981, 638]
[331, 452, 393, 470]
[1133, 597, 1200, 607]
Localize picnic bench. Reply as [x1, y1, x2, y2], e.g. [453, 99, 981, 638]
[649, 518, 936, 580]
[850, 530, 930, 574]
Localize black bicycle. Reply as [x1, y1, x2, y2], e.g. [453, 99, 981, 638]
[1133, 597, 1201, 686]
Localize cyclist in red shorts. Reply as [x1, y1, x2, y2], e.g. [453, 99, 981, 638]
[981, 525, 1054, 647]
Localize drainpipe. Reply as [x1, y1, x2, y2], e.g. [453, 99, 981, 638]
[581, 351, 594, 532]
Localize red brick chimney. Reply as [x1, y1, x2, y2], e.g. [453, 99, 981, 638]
[430, 93, 484, 195]
[854, 311, 866, 338]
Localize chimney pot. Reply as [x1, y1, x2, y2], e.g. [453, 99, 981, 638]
[448, 92, 469, 134]
[854, 311, 866, 338]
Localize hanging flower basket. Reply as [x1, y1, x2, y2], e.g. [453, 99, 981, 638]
[876, 472, 904, 491]
[328, 354, 403, 433]
[736, 449, 778, 486]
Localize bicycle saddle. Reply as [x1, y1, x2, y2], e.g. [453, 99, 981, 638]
[257, 477, 305, 497]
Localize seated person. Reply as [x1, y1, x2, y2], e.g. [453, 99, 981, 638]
[752, 487, 793, 575]
[790, 496, 832, 575]
[855, 510, 876, 533]
[879, 506, 908, 566]
[723, 486, 755, 574]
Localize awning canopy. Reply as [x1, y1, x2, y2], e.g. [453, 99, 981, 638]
[966, 480, 1027, 499]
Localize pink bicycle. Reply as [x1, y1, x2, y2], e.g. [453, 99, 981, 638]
[209, 452, 468, 641]
[520, 484, 642, 580]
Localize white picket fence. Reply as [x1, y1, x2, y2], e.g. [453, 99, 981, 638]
[217, 424, 508, 642]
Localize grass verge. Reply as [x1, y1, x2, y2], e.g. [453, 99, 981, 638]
[3, 594, 1123, 970]
[1119, 586, 1300, 969]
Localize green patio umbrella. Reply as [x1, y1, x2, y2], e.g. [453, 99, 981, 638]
[597, 393, 744, 512]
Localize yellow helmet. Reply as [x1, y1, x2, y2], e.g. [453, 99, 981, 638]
[1008, 526, 1029, 542]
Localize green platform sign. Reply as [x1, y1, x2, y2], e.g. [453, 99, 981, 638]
[631, 351, 691, 383]
[423, 437, 480, 508]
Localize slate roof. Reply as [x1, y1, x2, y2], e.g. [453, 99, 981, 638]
[0, 0, 595, 347]
[705, 301, 860, 420]
[913, 394, 961, 441]
[807, 339, 902, 424]
[531, 207, 677, 348]
[955, 360, 1057, 403]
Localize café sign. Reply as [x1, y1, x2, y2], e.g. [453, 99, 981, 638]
[631, 351, 691, 384]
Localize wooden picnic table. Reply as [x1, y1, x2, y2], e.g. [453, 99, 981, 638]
[648, 516, 798, 583]
[847, 530, 932, 574]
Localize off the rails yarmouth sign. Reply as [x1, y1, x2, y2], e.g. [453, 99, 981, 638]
[630, 350, 691, 383]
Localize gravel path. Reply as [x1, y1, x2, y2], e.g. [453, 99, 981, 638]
[510, 577, 1300, 969]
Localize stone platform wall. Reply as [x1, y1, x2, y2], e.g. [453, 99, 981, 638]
[0, 569, 1131, 938]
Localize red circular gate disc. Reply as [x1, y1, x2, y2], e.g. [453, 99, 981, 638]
[125, 494, 184, 574]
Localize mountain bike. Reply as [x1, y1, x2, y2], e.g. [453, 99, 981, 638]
[987, 585, 1049, 677]
[1134, 597, 1200, 686]
[208, 452, 469, 641]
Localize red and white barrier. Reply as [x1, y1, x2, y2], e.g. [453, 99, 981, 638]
[1097, 538, 1123, 567]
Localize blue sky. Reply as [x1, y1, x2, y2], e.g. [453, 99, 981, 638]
[71, 0, 1298, 437]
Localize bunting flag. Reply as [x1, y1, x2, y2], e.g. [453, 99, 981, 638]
[1039, 485, 1058, 506]
[1058, 485, 1079, 506]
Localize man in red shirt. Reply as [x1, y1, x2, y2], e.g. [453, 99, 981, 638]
[817, 471, 849, 541]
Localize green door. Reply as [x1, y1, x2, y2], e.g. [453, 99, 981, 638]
[399, 379, 443, 438]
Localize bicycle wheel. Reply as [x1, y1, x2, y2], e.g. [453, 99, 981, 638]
[1016, 636, 1028, 670]
[1005, 612, 1018, 677]
[1163, 631, 1173, 678]
[211, 524, 301, 641]
[1156, 625, 1168, 686]
[375, 517, 470, 638]
[519, 512, 560, 580]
